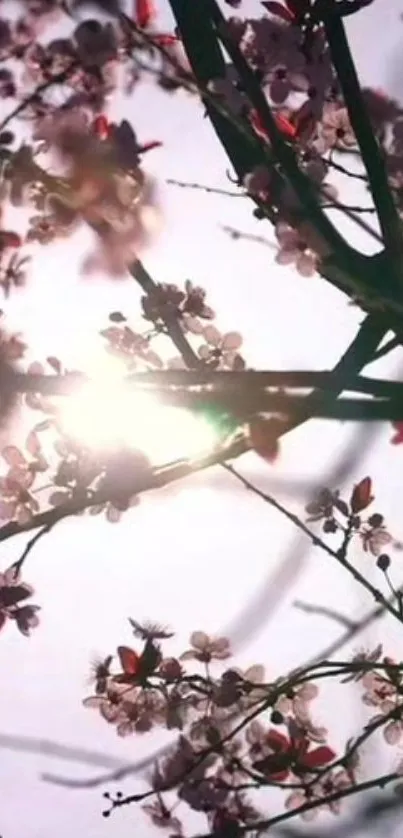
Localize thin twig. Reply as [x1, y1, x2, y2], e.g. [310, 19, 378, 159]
[0, 436, 249, 546]
[305, 584, 403, 666]
[196, 773, 399, 836]
[223, 463, 402, 625]
[221, 224, 276, 248]
[293, 600, 357, 629]
[0, 63, 78, 134]
[166, 178, 244, 197]
[11, 522, 55, 574]
[324, 155, 369, 182]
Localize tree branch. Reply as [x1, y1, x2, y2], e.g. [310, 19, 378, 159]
[321, 0, 403, 290]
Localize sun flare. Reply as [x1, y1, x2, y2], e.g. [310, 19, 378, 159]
[59, 369, 219, 466]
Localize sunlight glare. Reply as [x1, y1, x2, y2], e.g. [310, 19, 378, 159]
[59, 370, 220, 466]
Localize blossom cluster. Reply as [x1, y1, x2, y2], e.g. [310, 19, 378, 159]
[84, 620, 357, 833]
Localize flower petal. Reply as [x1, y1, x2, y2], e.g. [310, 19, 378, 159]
[0, 500, 16, 520]
[221, 332, 243, 351]
[276, 248, 297, 266]
[190, 630, 209, 650]
[83, 696, 102, 709]
[203, 325, 222, 347]
[266, 729, 289, 751]
[301, 745, 336, 769]
[16, 505, 33, 525]
[2, 446, 26, 468]
[106, 504, 121, 523]
[285, 791, 306, 811]
[298, 682, 319, 702]
[384, 721, 402, 745]
[244, 664, 265, 683]
[296, 252, 316, 277]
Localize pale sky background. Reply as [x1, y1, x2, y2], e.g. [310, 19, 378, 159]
[1, 1, 403, 837]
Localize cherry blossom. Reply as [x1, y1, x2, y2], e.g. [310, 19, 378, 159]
[116, 690, 166, 736]
[198, 325, 245, 370]
[0, 462, 40, 525]
[285, 769, 353, 818]
[142, 798, 183, 833]
[360, 657, 403, 745]
[180, 631, 231, 663]
[360, 519, 393, 557]
[274, 221, 319, 277]
[275, 681, 319, 720]
[315, 103, 356, 153]
[82, 683, 130, 723]
[249, 725, 336, 782]
[0, 566, 40, 636]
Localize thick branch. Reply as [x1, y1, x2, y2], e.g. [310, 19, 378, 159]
[0, 437, 249, 545]
[4, 367, 403, 399]
[321, 1, 403, 290]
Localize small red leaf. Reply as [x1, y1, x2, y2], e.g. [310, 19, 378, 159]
[291, 101, 316, 140]
[250, 109, 270, 142]
[391, 421, 403, 445]
[350, 476, 374, 513]
[137, 140, 163, 154]
[2, 446, 25, 467]
[117, 645, 140, 676]
[153, 33, 178, 46]
[286, 0, 309, 15]
[248, 417, 280, 463]
[134, 0, 155, 28]
[0, 231, 22, 249]
[92, 115, 111, 140]
[301, 745, 336, 770]
[262, 1, 295, 21]
[274, 113, 297, 139]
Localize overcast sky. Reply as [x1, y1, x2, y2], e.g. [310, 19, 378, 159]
[1, 2, 403, 837]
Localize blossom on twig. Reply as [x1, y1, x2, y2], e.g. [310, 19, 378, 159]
[198, 325, 245, 370]
[274, 221, 319, 277]
[180, 631, 231, 663]
[0, 566, 40, 636]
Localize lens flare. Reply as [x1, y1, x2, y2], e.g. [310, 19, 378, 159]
[59, 377, 219, 466]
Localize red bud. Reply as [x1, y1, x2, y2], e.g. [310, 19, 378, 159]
[153, 33, 178, 46]
[350, 476, 374, 513]
[138, 140, 163, 154]
[248, 417, 280, 463]
[92, 115, 111, 140]
[134, 0, 155, 28]
[391, 422, 403, 445]
[274, 113, 297, 138]
[0, 231, 21, 249]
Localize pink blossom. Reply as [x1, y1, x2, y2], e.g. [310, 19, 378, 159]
[275, 681, 319, 718]
[198, 325, 245, 370]
[0, 566, 40, 636]
[285, 769, 352, 818]
[275, 221, 319, 277]
[180, 630, 231, 663]
[315, 103, 356, 153]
